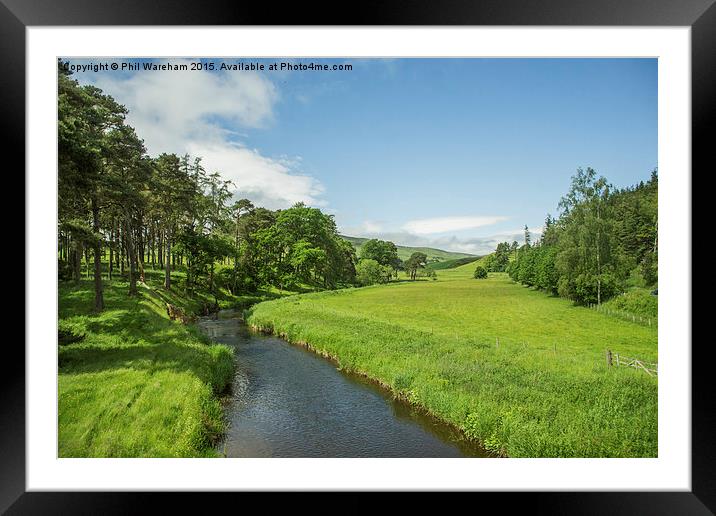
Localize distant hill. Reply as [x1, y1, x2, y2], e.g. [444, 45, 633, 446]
[341, 235, 476, 263]
[426, 256, 481, 270]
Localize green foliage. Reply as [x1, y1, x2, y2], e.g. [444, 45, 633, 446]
[404, 252, 428, 281]
[639, 251, 658, 286]
[249, 203, 357, 291]
[418, 268, 438, 280]
[246, 271, 657, 457]
[355, 259, 393, 286]
[483, 242, 512, 272]
[602, 288, 658, 318]
[359, 239, 401, 270]
[507, 168, 657, 305]
[473, 265, 488, 279]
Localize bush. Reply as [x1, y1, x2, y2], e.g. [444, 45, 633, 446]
[356, 259, 391, 286]
[603, 288, 658, 318]
[474, 266, 488, 279]
[417, 268, 437, 280]
[573, 272, 622, 305]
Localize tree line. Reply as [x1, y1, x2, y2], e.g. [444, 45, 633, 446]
[58, 62, 432, 311]
[354, 239, 436, 285]
[58, 62, 365, 311]
[492, 167, 658, 305]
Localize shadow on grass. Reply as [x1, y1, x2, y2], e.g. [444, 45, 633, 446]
[59, 279, 233, 392]
[58, 340, 231, 391]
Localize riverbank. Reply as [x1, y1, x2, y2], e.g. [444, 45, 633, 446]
[245, 272, 658, 458]
[202, 313, 487, 457]
[58, 277, 236, 457]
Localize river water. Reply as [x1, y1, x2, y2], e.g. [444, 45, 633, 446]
[198, 309, 488, 458]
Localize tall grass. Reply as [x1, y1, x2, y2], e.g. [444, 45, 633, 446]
[58, 278, 234, 457]
[246, 272, 657, 457]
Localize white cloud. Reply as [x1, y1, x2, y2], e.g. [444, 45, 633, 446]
[187, 142, 325, 210]
[81, 59, 326, 209]
[360, 221, 384, 233]
[402, 216, 508, 235]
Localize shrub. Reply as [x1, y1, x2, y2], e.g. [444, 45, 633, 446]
[573, 272, 622, 305]
[604, 288, 658, 318]
[356, 259, 390, 286]
[417, 268, 438, 280]
[474, 266, 488, 279]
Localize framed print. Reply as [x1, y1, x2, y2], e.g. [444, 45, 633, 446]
[5, 0, 713, 511]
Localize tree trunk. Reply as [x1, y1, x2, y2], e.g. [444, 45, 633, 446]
[108, 225, 114, 281]
[137, 219, 145, 283]
[85, 247, 90, 279]
[91, 198, 104, 311]
[73, 239, 82, 284]
[164, 229, 172, 290]
[150, 225, 156, 268]
[125, 211, 138, 296]
[119, 223, 125, 275]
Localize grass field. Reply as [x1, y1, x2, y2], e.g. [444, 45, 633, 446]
[246, 263, 658, 457]
[58, 275, 235, 457]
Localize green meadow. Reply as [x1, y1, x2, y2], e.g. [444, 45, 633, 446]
[58, 275, 236, 457]
[246, 263, 658, 457]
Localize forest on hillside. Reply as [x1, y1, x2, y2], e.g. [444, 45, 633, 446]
[483, 167, 658, 305]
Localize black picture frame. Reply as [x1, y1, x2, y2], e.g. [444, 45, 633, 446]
[4, 0, 711, 511]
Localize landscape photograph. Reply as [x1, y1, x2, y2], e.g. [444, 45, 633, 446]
[57, 57, 658, 458]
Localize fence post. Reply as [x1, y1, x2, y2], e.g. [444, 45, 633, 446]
[606, 349, 613, 367]
[615, 353, 620, 366]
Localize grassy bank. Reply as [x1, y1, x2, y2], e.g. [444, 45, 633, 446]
[58, 276, 235, 457]
[246, 269, 658, 457]
[602, 288, 658, 319]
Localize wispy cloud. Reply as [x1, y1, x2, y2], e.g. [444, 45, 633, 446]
[77, 58, 326, 209]
[402, 216, 509, 235]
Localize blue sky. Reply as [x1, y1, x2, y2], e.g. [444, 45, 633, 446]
[70, 57, 657, 254]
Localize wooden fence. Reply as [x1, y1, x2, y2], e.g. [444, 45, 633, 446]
[589, 303, 656, 328]
[606, 349, 658, 376]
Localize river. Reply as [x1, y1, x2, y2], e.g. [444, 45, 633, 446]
[198, 309, 488, 458]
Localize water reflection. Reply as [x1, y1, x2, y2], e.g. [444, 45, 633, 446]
[199, 310, 488, 458]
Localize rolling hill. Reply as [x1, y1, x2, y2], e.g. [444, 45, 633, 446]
[341, 235, 476, 263]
